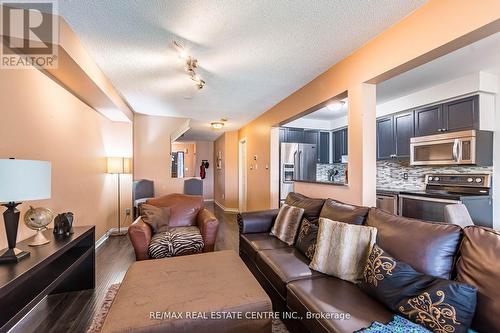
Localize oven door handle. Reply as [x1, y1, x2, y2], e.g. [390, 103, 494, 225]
[399, 194, 461, 204]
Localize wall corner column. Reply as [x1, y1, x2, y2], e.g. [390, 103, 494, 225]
[348, 83, 377, 207]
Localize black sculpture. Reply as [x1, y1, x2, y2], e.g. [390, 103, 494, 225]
[53, 212, 74, 237]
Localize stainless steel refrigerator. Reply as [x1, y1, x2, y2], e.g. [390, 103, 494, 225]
[280, 143, 317, 201]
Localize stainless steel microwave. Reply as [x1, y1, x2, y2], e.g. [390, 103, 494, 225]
[410, 130, 493, 166]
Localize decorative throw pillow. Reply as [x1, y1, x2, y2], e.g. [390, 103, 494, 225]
[309, 218, 377, 283]
[294, 218, 318, 260]
[270, 204, 304, 245]
[148, 226, 204, 259]
[140, 204, 171, 233]
[361, 244, 477, 333]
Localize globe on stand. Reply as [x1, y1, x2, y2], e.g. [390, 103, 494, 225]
[24, 206, 54, 246]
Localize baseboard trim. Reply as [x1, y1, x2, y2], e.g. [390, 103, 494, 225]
[95, 227, 129, 249]
[95, 232, 109, 249]
[214, 200, 239, 213]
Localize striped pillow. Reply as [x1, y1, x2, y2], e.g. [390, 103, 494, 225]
[310, 218, 377, 283]
[270, 204, 304, 245]
[148, 226, 204, 259]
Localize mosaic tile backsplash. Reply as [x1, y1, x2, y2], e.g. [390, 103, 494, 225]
[377, 159, 493, 190]
[317, 163, 347, 183]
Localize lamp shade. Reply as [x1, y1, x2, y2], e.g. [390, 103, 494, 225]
[107, 157, 132, 174]
[0, 159, 51, 203]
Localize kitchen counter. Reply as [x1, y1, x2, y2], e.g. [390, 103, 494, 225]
[294, 179, 348, 186]
[376, 188, 406, 195]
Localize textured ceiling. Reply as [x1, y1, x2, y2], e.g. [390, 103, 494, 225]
[377, 32, 500, 104]
[58, 0, 425, 141]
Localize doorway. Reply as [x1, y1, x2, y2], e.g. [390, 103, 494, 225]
[239, 138, 247, 212]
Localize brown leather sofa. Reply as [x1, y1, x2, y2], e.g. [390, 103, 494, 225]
[129, 193, 219, 260]
[238, 192, 500, 333]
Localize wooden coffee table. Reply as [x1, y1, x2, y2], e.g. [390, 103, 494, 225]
[101, 250, 272, 333]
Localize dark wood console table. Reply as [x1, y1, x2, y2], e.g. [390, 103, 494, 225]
[0, 226, 95, 332]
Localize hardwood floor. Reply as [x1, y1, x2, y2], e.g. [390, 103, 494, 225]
[11, 202, 240, 333]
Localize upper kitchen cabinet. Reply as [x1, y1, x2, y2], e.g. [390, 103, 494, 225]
[318, 131, 330, 163]
[415, 104, 442, 136]
[376, 117, 395, 160]
[442, 95, 479, 132]
[303, 129, 319, 144]
[415, 95, 478, 136]
[332, 128, 347, 163]
[286, 127, 304, 143]
[394, 112, 414, 158]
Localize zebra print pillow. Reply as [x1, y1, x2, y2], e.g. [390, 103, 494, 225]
[148, 226, 204, 259]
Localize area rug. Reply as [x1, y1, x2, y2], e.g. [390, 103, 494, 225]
[87, 283, 289, 333]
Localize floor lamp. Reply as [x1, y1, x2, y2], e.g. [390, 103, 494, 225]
[107, 157, 132, 236]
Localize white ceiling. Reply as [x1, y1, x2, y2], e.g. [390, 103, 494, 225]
[58, 0, 425, 141]
[377, 32, 500, 104]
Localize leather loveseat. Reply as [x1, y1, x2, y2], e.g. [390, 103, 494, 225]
[238, 192, 500, 333]
[129, 193, 219, 260]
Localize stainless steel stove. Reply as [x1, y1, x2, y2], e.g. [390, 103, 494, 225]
[399, 174, 492, 227]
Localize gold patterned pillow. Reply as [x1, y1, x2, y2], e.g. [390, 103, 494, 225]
[360, 244, 477, 333]
[309, 218, 377, 283]
[270, 204, 304, 245]
[294, 218, 318, 260]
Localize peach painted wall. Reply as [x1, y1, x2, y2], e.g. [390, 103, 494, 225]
[214, 131, 239, 210]
[0, 68, 133, 248]
[133, 114, 188, 197]
[239, 0, 500, 211]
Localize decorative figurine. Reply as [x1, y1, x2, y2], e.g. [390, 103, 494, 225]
[53, 212, 74, 238]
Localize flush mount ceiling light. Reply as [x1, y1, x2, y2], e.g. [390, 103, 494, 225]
[173, 41, 206, 89]
[211, 122, 224, 130]
[326, 101, 345, 111]
[211, 118, 226, 130]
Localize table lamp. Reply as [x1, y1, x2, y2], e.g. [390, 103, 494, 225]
[0, 159, 51, 263]
[107, 157, 132, 236]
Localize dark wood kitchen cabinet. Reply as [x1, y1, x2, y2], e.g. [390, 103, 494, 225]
[415, 104, 442, 136]
[394, 111, 414, 158]
[286, 128, 304, 143]
[377, 111, 414, 160]
[318, 131, 330, 163]
[415, 95, 478, 136]
[376, 116, 395, 160]
[442, 95, 479, 132]
[303, 130, 319, 144]
[332, 128, 347, 163]
[279, 128, 286, 142]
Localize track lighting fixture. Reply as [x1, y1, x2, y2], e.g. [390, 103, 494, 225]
[173, 41, 206, 90]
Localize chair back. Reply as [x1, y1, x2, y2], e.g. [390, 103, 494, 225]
[184, 178, 203, 196]
[133, 179, 154, 201]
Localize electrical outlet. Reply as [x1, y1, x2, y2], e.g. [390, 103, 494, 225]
[125, 208, 131, 216]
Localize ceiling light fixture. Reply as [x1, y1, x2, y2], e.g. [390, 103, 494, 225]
[173, 41, 206, 90]
[211, 121, 224, 130]
[326, 101, 345, 111]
